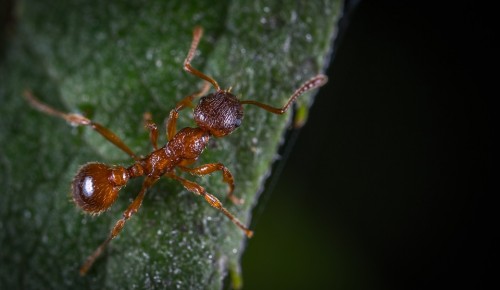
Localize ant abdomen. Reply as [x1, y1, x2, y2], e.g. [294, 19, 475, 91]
[25, 26, 328, 275]
[72, 163, 129, 214]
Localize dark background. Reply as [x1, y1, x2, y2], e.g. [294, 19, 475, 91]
[1, 1, 493, 289]
[242, 1, 493, 290]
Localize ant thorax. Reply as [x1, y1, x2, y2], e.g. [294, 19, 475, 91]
[25, 25, 326, 275]
[194, 91, 244, 137]
[166, 127, 210, 160]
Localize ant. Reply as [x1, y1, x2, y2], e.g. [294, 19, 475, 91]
[24, 26, 327, 275]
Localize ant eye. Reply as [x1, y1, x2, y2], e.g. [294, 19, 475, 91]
[72, 163, 127, 214]
[23, 25, 327, 274]
[234, 118, 242, 128]
[194, 92, 243, 137]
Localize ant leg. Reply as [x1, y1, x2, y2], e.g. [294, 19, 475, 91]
[166, 81, 210, 141]
[143, 112, 159, 150]
[240, 74, 328, 114]
[24, 90, 139, 160]
[167, 173, 253, 238]
[183, 26, 221, 91]
[79, 176, 158, 275]
[179, 163, 243, 205]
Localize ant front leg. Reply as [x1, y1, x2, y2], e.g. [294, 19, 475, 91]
[179, 163, 243, 205]
[24, 90, 139, 160]
[167, 173, 253, 238]
[79, 176, 158, 275]
[166, 81, 210, 141]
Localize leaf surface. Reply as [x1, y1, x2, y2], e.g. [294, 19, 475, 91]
[0, 1, 341, 288]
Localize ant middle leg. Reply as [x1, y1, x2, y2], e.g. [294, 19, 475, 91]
[183, 26, 220, 91]
[167, 173, 253, 238]
[79, 176, 158, 275]
[143, 112, 159, 150]
[166, 81, 210, 141]
[24, 90, 139, 160]
[179, 163, 243, 205]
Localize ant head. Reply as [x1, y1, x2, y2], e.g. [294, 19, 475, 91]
[194, 91, 244, 137]
[72, 163, 129, 214]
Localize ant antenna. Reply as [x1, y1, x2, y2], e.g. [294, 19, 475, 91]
[183, 26, 221, 91]
[240, 74, 328, 114]
[24, 25, 327, 276]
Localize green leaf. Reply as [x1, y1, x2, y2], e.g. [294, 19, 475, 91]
[0, 0, 341, 289]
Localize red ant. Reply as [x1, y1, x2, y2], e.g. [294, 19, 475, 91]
[24, 26, 327, 275]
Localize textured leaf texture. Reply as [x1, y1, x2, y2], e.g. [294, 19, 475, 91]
[0, 1, 341, 289]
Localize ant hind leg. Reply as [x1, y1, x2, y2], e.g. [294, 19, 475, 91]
[179, 162, 243, 205]
[167, 173, 253, 238]
[79, 176, 158, 275]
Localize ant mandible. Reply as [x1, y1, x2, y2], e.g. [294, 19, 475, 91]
[24, 26, 327, 275]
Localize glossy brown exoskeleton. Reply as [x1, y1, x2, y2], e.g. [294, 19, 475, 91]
[24, 26, 327, 275]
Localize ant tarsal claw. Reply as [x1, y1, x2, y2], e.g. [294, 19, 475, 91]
[25, 25, 327, 275]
